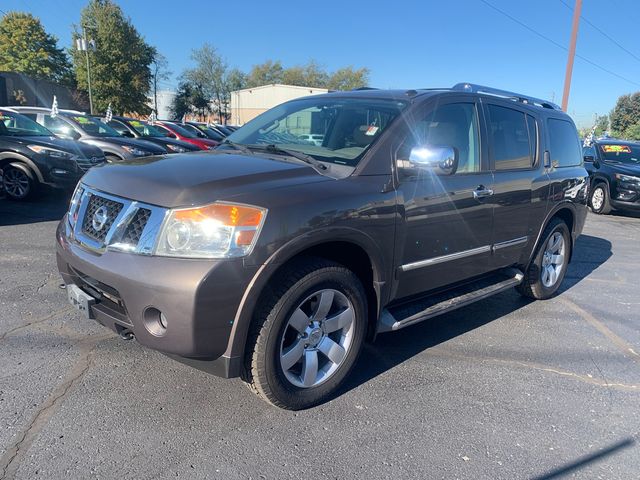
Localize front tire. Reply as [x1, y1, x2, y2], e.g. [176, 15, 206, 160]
[517, 218, 571, 300]
[2, 165, 37, 200]
[245, 257, 367, 410]
[589, 182, 611, 214]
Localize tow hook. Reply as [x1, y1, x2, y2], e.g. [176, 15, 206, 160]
[119, 329, 135, 340]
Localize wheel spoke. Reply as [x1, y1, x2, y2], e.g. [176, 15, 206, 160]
[301, 350, 319, 387]
[281, 338, 305, 370]
[542, 266, 550, 285]
[317, 337, 346, 365]
[551, 254, 564, 266]
[548, 234, 561, 253]
[323, 307, 353, 333]
[288, 308, 310, 333]
[549, 267, 558, 285]
[312, 290, 334, 321]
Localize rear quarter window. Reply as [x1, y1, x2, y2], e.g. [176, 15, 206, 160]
[548, 118, 581, 167]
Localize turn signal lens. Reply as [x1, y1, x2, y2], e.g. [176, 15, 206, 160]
[155, 202, 266, 258]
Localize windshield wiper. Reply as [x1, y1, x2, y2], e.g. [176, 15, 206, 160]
[220, 139, 253, 155]
[249, 144, 327, 171]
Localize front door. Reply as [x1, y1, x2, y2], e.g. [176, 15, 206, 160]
[394, 99, 494, 300]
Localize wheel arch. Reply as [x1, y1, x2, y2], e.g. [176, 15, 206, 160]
[225, 230, 387, 365]
[527, 203, 576, 267]
[0, 152, 44, 183]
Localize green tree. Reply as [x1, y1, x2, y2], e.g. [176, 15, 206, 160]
[609, 92, 640, 137]
[246, 60, 284, 87]
[71, 0, 155, 115]
[226, 67, 247, 92]
[594, 114, 609, 136]
[327, 66, 370, 91]
[623, 123, 640, 141]
[0, 12, 73, 85]
[184, 43, 231, 122]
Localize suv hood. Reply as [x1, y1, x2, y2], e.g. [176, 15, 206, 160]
[7, 135, 104, 158]
[83, 136, 167, 154]
[605, 161, 640, 176]
[81, 152, 330, 207]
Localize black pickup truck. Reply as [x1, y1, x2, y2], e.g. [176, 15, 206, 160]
[56, 83, 588, 409]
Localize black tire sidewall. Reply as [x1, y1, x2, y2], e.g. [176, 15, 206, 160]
[530, 221, 571, 298]
[261, 269, 367, 409]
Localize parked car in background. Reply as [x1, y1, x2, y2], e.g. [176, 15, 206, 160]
[104, 116, 200, 153]
[11, 107, 167, 162]
[213, 124, 234, 136]
[57, 83, 588, 409]
[184, 122, 226, 142]
[0, 108, 104, 200]
[583, 139, 640, 214]
[298, 133, 325, 146]
[154, 121, 219, 150]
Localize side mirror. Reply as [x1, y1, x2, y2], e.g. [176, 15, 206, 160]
[583, 155, 594, 163]
[121, 130, 135, 138]
[399, 145, 458, 176]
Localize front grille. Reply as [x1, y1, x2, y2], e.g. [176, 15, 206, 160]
[81, 194, 124, 242]
[121, 208, 151, 245]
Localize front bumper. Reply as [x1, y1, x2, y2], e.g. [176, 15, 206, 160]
[56, 218, 258, 376]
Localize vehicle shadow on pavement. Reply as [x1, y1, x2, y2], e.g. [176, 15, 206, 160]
[339, 234, 612, 400]
[558, 234, 613, 293]
[0, 190, 70, 226]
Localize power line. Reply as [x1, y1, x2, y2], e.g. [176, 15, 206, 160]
[558, 0, 640, 64]
[478, 0, 640, 87]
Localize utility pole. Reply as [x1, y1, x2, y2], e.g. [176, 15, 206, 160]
[561, 0, 583, 112]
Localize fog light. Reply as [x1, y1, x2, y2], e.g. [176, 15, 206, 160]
[143, 307, 167, 336]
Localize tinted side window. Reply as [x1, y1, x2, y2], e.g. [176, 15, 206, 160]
[401, 102, 481, 174]
[549, 118, 581, 167]
[108, 120, 128, 134]
[582, 145, 596, 158]
[43, 115, 73, 135]
[488, 105, 534, 170]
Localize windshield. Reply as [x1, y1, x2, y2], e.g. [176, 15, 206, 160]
[163, 123, 197, 138]
[226, 96, 407, 167]
[0, 110, 53, 137]
[599, 143, 640, 165]
[71, 115, 121, 137]
[182, 123, 209, 138]
[196, 125, 224, 141]
[129, 120, 169, 137]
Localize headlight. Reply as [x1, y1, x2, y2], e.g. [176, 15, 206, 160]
[155, 202, 267, 258]
[27, 145, 71, 158]
[122, 146, 150, 156]
[166, 144, 187, 153]
[615, 173, 640, 184]
[67, 183, 84, 228]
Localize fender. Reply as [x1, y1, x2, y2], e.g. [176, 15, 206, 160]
[223, 226, 389, 362]
[589, 174, 609, 189]
[0, 151, 44, 183]
[526, 200, 579, 267]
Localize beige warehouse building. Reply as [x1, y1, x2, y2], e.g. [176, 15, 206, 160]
[230, 84, 328, 126]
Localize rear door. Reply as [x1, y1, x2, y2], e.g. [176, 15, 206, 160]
[482, 101, 540, 269]
[393, 97, 495, 300]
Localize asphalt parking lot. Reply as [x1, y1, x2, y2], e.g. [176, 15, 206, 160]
[0, 192, 638, 480]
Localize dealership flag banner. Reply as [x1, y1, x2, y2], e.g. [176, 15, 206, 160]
[149, 111, 157, 125]
[182, 114, 186, 125]
[105, 103, 113, 123]
[51, 96, 59, 119]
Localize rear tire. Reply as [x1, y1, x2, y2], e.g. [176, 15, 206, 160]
[589, 182, 611, 214]
[2, 165, 37, 200]
[517, 218, 571, 300]
[244, 257, 367, 410]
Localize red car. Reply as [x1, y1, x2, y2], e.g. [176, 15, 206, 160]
[155, 121, 219, 150]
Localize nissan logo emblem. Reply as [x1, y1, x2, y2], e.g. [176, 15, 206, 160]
[92, 206, 108, 231]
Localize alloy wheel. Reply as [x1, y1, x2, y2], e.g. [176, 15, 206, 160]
[279, 289, 355, 388]
[591, 187, 604, 211]
[541, 232, 566, 288]
[3, 168, 30, 199]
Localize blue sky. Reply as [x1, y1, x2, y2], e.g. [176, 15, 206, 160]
[4, 0, 640, 128]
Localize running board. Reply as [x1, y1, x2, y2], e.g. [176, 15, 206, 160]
[379, 268, 524, 333]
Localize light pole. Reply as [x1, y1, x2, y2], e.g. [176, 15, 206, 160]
[75, 25, 96, 114]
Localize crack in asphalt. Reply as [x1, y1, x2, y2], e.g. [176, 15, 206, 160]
[0, 306, 73, 342]
[0, 333, 110, 480]
[35, 273, 53, 294]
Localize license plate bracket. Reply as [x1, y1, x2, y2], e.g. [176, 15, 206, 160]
[67, 284, 96, 319]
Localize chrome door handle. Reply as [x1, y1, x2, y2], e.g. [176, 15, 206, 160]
[473, 187, 494, 199]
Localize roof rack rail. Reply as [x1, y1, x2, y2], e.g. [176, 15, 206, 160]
[351, 87, 379, 91]
[452, 83, 561, 110]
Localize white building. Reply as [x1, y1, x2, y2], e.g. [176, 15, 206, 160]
[148, 89, 176, 119]
[230, 84, 328, 126]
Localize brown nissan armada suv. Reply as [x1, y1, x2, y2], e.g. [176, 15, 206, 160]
[57, 84, 588, 409]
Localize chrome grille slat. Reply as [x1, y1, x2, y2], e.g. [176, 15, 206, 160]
[81, 195, 124, 242]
